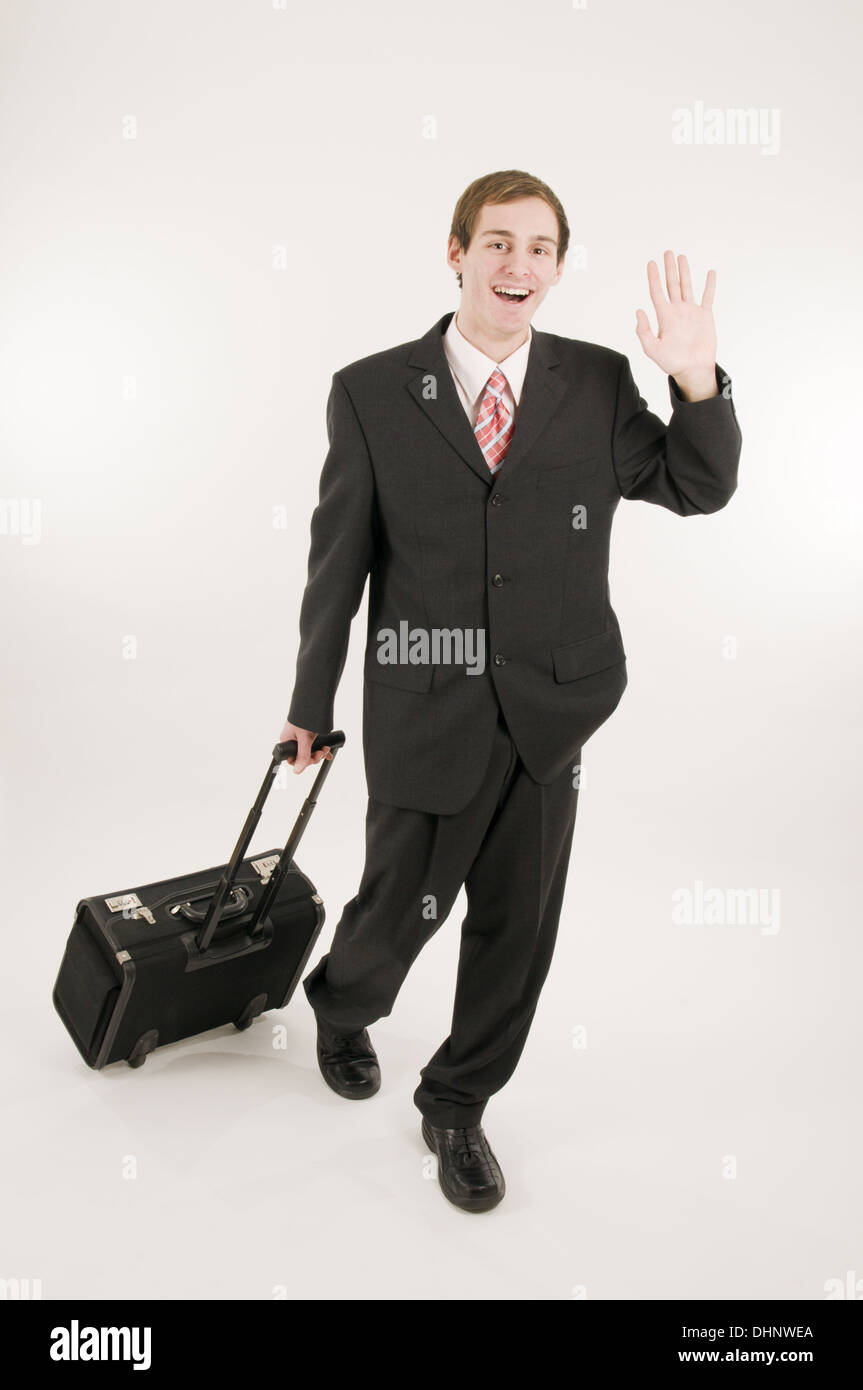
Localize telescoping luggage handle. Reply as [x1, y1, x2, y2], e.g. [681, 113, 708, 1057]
[195, 730, 345, 953]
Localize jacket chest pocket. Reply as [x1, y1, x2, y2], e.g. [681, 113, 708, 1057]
[536, 454, 599, 488]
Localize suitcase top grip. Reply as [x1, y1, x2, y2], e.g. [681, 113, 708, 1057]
[274, 730, 345, 762]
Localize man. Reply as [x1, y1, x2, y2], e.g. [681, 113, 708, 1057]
[278, 170, 741, 1214]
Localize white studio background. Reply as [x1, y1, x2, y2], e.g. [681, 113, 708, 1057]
[1, 0, 861, 1301]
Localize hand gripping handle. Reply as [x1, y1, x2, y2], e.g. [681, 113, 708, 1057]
[273, 730, 345, 763]
[195, 730, 345, 953]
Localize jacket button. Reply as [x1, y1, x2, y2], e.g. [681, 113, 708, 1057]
[491, 494, 503, 506]
[494, 653, 506, 666]
[491, 573, 504, 587]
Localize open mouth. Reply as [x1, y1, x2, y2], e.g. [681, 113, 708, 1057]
[492, 285, 534, 305]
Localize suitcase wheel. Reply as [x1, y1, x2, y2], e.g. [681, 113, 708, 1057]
[234, 993, 268, 1031]
[127, 1029, 159, 1068]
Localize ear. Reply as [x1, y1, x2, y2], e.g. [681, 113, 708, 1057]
[446, 233, 464, 275]
[552, 254, 566, 286]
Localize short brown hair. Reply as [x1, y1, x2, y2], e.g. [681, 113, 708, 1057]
[449, 170, 570, 288]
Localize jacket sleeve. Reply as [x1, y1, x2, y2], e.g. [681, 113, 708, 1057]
[286, 371, 377, 734]
[610, 355, 742, 515]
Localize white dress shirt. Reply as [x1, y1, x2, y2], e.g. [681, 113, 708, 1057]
[442, 311, 532, 430]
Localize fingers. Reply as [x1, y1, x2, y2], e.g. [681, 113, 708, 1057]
[650, 252, 714, 309]
[634, 307, 655, 340]
[294, 738, 334, 772]
[664, 249, 681, 301]
[646, 259, 666, 318]
[277, 724, 332, 773]
[290, 730, 315, 774]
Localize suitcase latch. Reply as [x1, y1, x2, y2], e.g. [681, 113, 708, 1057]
[251, 853, 281, 883]
[130, 906, 156, 925]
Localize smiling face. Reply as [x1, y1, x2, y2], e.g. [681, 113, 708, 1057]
[446, 195, 565, 357]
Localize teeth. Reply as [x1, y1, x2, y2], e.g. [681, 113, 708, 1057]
[494, 286, 530, 297]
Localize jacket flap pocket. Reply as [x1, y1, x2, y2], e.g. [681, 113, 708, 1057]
[364, 653, 434, 693]
[552, 627, 626, 683]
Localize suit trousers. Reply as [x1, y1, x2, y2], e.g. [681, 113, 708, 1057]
[302, 704, 581, 1128]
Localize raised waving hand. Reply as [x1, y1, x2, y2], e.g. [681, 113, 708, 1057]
[635, 250, 719, 401]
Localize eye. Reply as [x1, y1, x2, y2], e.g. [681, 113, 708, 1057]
[488, 242, 507, 250]
[533, 246, 549, 255]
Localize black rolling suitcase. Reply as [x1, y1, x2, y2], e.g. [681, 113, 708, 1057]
[53, 731, 344, 1070]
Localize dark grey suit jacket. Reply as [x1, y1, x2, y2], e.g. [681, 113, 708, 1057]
[287, 311, 742, 814]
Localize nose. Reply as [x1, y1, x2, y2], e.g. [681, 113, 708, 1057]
[502, 256, 534, 281]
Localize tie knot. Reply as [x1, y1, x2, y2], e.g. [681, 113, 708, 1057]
[484, 368, 507, 398]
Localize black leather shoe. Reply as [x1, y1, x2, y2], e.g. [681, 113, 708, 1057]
[421, 1116, 506, 1212]
[316, 1021, 380, 1099]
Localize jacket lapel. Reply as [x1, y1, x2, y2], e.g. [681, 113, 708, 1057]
[405, 312, 570, 488]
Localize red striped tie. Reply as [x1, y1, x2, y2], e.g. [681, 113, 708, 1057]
[474, 368, 514, 474]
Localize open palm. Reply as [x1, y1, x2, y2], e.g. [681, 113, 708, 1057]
[635, 251, 717, 379]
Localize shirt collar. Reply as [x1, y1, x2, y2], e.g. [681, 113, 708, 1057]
[443, 310, 532, 408]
